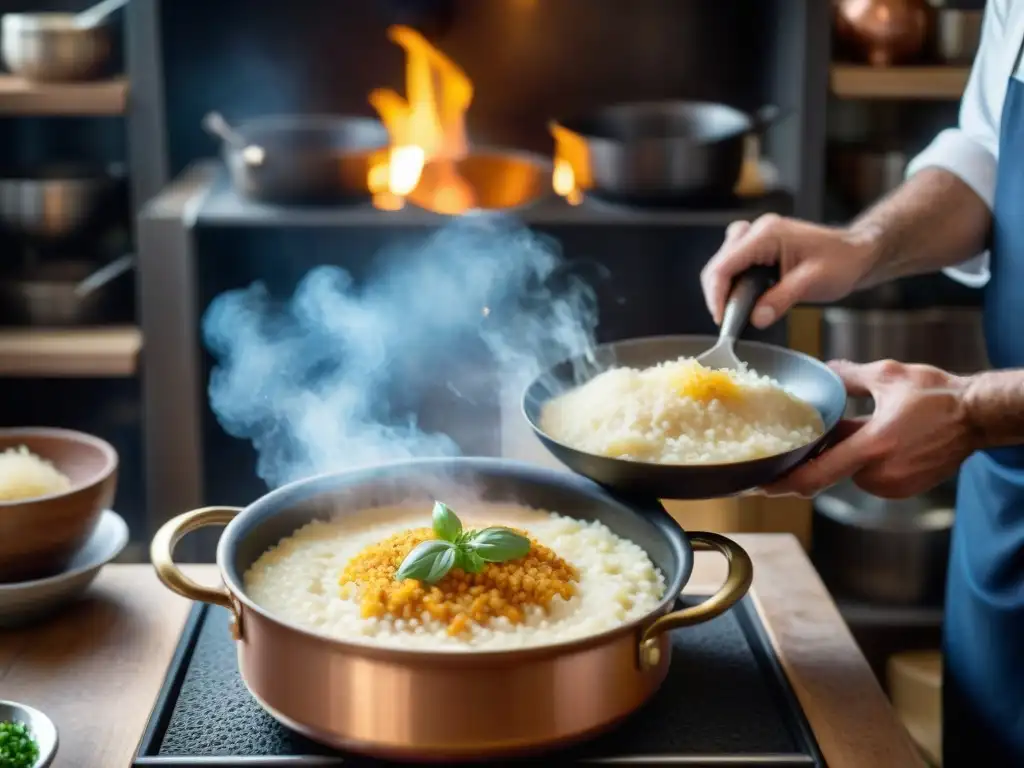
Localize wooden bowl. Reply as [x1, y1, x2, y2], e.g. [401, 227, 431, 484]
[0, 427, 118, 583]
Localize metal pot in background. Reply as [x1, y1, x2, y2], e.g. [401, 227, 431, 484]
[812, 480, 954, 606]
[0, 165, 121, 242]
[550, 101, 787, 203]
[202, 111, 390, 205]
[931, 8, 982, 64]
[2, 14, 110, 82]
[830, 146, 909, 210]
[822, 307, 987, 417]
[822, 307, 987, 373]
[0, 0, 127, 82]
[0, 254, 134, 326]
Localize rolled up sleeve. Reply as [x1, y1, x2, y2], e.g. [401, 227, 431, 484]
[905, 0, 1008, 288]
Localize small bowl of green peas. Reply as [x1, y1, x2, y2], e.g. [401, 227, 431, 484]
[0, 701, 56, 768]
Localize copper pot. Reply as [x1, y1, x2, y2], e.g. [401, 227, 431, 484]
[151, 458, 752, 761]
[835, 0, 930, 67]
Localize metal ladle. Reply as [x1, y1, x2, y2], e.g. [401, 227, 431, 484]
[202, 112, 266, 167]
[696, 265, 778, 370]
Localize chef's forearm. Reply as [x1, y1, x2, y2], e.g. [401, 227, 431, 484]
[846, 168, 992, 288]
[965, 369, 1024, 448]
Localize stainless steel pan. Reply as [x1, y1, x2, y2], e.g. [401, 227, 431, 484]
[0, 255, 133, 326]
[523, 268, 847, 499]
[202, 112, 390, 205]
[551, 101, 785, 203]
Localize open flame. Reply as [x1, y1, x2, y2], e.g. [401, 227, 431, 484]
[369, 26, 476, 213]
[550, 123, 588, 206]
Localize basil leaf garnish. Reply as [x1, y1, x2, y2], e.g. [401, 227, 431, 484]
[395, 540, 457, 584]
[432, 501, 462, 542]
[465, 527, 531, 563]
[456, 548, 487, 574]
[394, 506, 533, 585]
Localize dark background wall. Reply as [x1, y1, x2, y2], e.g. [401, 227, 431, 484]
[154, 0, 779, 176]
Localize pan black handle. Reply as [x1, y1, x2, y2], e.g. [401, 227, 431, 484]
[719, 264, 779, 341]
[750, 104, 789, 134]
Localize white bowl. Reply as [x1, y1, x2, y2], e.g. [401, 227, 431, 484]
[0, 699, 58, 767]
[0, 509, 127, 628]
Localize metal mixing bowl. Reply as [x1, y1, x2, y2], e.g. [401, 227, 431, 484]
[1, 13, 112, 82]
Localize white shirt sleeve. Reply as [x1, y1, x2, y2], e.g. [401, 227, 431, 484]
[904, 0, 1010, 288]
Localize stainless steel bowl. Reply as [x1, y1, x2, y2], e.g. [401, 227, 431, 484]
[0, 167, 116, 241]
[1, 13, 112, 83]
[0, 700, 58, 767]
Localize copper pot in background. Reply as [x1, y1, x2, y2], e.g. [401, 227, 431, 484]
[834, 0, 930, 67]
[150, 458, 753, 761]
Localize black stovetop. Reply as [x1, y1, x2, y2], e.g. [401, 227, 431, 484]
[133, 597, 825, 766]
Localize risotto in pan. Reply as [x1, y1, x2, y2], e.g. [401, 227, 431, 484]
[539, 357, 825, 464]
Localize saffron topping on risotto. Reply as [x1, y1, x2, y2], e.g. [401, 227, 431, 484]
[339, 525, 578, 636]
[243, 503, 666, 651]
[540, 357, 825, 464]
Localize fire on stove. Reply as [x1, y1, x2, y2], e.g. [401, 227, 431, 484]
[367, 25, 552, 214]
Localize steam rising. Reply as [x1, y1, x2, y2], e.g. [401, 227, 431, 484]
[202, 218, 598, 488]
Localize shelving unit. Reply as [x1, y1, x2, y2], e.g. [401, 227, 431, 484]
[0, 71, 138, 379]
[831, 64, 970, 100]
[0, 326, 142, 378]
[0, 74, 128, 115]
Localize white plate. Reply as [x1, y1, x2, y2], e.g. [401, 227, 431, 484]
[0, 509, 128, 628]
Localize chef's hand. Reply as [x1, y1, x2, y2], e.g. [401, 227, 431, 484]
[701, 216, 877, 328]
[764, 359, 979, 499]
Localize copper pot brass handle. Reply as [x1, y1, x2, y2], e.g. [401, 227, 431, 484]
[150, 506, 243, 613]
[638, 532, 754, 669]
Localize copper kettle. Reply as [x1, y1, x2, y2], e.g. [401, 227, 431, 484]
[834, 0, 930, 67]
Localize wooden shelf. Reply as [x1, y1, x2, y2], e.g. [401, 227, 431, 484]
[831, 64, 970, 100]
[0, 326, 141, 377]
[0, 74, 128, 115]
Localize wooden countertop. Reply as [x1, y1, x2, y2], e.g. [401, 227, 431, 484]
[0, 535, 923, 767]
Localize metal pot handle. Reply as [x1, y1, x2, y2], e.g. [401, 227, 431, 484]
[151, 507, 243, 619]
[202, 112, 266, 167]
[74, 254, 134, 298]
[638, 532, 754, 669]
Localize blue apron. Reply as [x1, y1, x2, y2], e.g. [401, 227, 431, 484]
[943, 33, 1024, 767]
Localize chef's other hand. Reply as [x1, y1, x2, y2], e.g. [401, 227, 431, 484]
[764, 359, 979, 499]
[701, 216, 877, 329]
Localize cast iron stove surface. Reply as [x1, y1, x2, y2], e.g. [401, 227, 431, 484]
[134, 598, 825, 766]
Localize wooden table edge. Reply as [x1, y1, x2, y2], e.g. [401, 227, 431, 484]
[736, 535, 925, 768]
